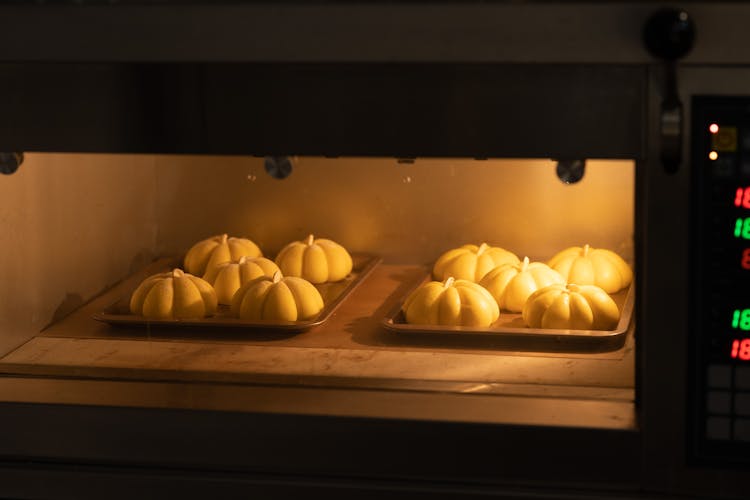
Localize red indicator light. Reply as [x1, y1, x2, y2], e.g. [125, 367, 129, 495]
[731, 339, 750, 361]
[710, 123, 720, 134]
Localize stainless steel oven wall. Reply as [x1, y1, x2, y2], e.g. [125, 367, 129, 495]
[0, 154, 158, 356]
[153, 156, 634, 265]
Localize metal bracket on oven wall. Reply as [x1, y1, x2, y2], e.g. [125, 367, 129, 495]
[0, 152, 23, 175]
[644, 8, 696, 174]
[555, 159, 586, 184]
[263, 156, 295, 179]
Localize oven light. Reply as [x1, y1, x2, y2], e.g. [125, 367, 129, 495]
[709, 151, 719, 160]
[709, 123, 720, 134]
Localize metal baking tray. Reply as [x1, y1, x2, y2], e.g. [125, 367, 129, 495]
[381, 275, 635, 352]
[93, 253, 381, 333]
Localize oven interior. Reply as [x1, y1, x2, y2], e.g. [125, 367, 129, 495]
[0, 153, 635, 425]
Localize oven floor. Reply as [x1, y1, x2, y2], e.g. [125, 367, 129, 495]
[0, 259, 635, 402]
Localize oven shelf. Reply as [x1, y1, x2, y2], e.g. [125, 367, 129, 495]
[0, 259, 635, 399]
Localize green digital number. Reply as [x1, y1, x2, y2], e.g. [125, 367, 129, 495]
[732, 309, 750, 330]
[735, 218, 750, 239]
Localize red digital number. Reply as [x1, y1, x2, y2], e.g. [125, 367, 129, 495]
[742, 249, 750, 269]
[731, 339, 750, 360]
[736, 187, 750, 208]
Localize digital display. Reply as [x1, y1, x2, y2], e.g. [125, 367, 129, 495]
[690, 98, 750, 458]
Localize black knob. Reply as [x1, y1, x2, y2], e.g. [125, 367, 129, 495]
[643, 8, 696, 60]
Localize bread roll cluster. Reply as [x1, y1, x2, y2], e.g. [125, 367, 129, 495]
[129, 233, 352, 321]
[403, 243, 632, 331]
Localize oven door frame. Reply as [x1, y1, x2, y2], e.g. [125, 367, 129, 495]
[0, 61, 646, 498]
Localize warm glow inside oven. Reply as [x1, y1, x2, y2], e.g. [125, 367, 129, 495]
[0, 154, 635, 427]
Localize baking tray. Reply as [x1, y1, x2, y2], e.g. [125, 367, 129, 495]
[93, 253, 381, 332]
[381, 275, 635, 352]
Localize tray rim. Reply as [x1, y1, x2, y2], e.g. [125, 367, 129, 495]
[380, 274, 635, 343]
[92, 253, 382, 333]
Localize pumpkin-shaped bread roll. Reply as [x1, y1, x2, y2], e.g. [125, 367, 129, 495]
[275, 234, 353, 284]
[479, 257, 565, 313]
[184, 233, 262, 278]
[129, 269, 218, 320]
[402, 277, 500, 328]
[522, 283, 620, 331]
[432, 243, 519, 282]
[203, 256, 281, 305]
[548, 244, 632, 294]
[230, 271, 324, 322]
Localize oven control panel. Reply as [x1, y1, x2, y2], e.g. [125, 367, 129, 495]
[691, 96, 750, 462]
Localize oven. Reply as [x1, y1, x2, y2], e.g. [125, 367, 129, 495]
[0, 2, 747, 499]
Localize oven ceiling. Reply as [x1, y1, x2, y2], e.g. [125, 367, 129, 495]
[0, 63, 645, 158]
